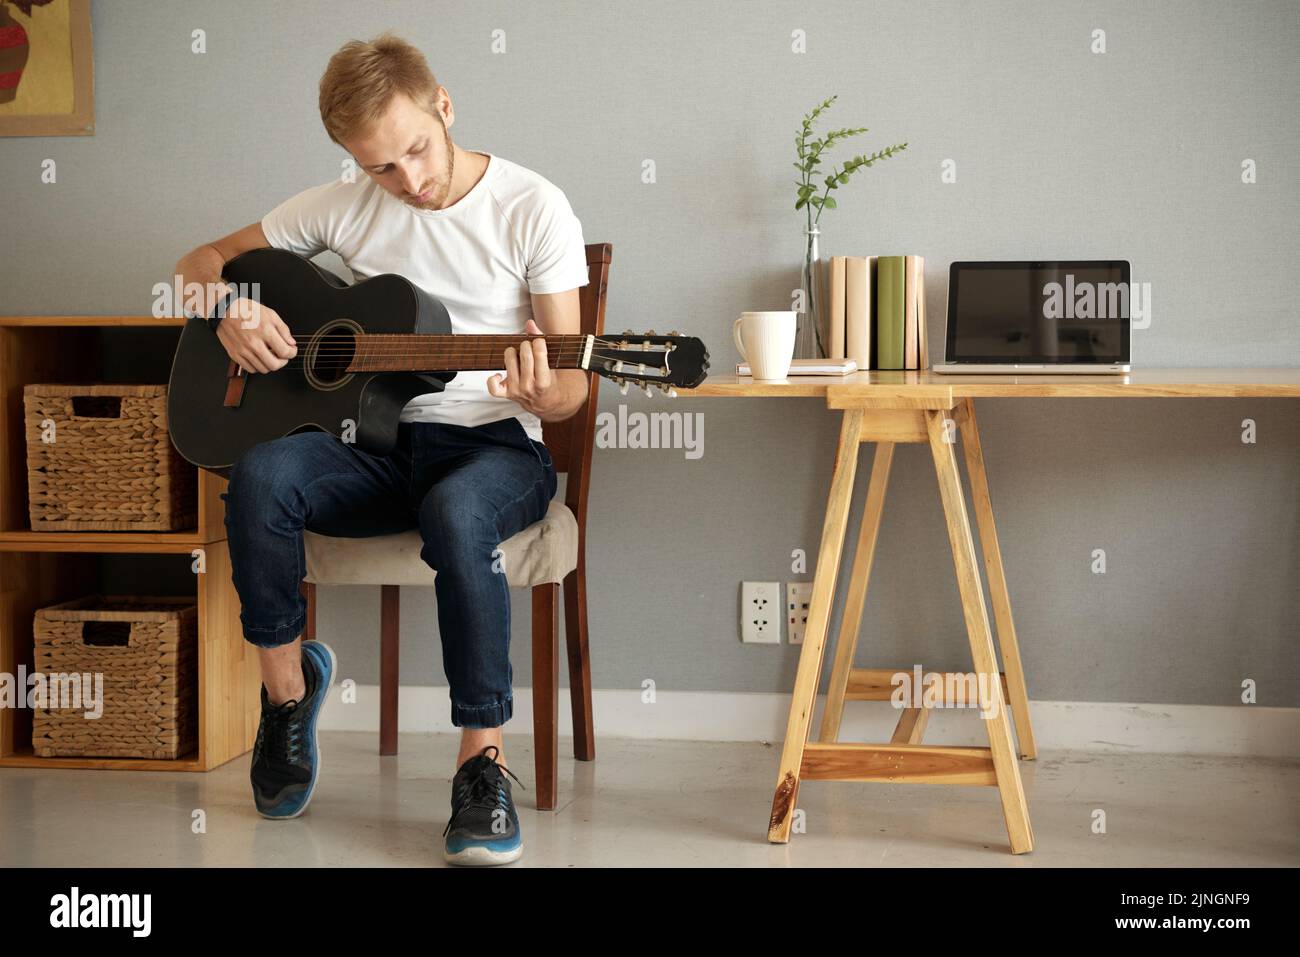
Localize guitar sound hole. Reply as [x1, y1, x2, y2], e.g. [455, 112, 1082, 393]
[305, 320, 361, 391]
[313, 332, 355, 382]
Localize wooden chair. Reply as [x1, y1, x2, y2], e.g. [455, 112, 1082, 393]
[299, 242, 611, 810]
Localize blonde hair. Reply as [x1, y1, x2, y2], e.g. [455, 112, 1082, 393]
[318, 32, 441, 144]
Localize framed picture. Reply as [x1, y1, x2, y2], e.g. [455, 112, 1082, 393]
[0, 0, 93, 136]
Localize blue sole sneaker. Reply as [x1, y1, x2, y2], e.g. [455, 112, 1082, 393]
[443, 745, 525, 865]
[250, 639, 336, 819]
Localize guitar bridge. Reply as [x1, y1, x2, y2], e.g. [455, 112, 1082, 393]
[223, 360, 247, 408]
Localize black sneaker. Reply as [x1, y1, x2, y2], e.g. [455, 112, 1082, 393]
[442, 745, 525, 865]
[250, 640, 336, 819]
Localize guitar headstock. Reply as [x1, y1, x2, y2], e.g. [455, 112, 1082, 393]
[585, 329, 710, 396]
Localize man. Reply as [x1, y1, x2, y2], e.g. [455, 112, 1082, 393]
[172, 33, 590, 866]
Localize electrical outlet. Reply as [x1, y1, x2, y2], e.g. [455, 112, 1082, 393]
[787, 581, 813, 644]
[740, 581, 780, 643]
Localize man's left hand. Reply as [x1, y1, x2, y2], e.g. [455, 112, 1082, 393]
[487, 319, 563, 418]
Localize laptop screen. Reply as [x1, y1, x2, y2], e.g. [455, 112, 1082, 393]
[947, 261, 1131, 363]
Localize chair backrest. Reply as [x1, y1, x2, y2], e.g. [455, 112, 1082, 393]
[543, 243, 610, 523]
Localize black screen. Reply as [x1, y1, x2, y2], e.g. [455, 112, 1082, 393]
[948, 261, 1130, 363]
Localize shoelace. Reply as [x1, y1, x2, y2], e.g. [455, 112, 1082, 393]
[442, 746, 525, 837]
[258, 697, 304, 766]
[256, 659, 315, 768]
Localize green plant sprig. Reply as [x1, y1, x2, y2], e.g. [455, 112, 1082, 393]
[794, 94, 908, 229]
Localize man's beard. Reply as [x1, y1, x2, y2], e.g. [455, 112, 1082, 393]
[408, 123, 456, 210]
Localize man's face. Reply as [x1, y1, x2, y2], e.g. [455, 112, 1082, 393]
[345, 91, 455, 210]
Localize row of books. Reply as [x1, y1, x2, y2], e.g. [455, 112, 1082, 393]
[827, 255, 928, 371]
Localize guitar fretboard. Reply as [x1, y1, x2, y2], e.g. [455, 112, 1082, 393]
[346, 334, 590, 373]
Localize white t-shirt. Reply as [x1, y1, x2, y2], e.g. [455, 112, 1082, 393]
[260, 150, 589, 444]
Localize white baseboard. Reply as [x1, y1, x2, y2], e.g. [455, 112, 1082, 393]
[318, 685, 1300, 758]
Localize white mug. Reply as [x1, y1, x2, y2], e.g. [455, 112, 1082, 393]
[733, 311, 796, 379]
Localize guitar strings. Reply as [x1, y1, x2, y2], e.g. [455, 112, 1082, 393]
[266, 356, 596, 370]
[252, 347, 661, 371]
[273, 354, 638, 365]
[264, 341, 623, 358]
[219, 331, 690, 378]
[279, 337, 652, 353]
[257, 336, 650, 356]
[247, 334, 676, 370]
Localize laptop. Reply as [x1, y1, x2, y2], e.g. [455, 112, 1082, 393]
[931, 260, 1132, 374]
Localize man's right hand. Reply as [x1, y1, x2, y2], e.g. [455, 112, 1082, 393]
[215, 296, 298, 373]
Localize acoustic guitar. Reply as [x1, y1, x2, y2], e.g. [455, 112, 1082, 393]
[167, 247, 709, 474]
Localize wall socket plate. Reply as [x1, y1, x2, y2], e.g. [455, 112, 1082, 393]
[740, 581, 781, 643]
[787, 581, 813, 644]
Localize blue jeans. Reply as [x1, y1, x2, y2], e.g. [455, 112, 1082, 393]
[221, 416, 557, 729]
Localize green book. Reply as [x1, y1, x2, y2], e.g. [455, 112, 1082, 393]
[875, 256, 906, 370]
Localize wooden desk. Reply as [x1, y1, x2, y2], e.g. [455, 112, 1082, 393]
[686, 367, 1300, 399]
[677, 368, 1300, 854]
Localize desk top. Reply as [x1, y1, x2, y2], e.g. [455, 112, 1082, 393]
[677, 368, 1300, 399]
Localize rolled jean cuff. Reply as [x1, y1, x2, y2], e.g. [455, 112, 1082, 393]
[451, 696, 513, 729]
[241, 612, 307, 649]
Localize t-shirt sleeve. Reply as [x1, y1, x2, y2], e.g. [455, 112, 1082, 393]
[523, 185, 589, 295]
[260, 181, 348, 258]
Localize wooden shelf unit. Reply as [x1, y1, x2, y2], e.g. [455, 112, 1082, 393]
[0, 316, 260, 771]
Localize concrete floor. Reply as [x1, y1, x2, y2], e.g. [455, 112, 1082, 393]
[1, 733, 1296, 867]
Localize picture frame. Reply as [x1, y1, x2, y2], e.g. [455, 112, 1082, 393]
[0, 0, 94, 137]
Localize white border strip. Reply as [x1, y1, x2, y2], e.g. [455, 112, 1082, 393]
[319, 686, 1300, 758]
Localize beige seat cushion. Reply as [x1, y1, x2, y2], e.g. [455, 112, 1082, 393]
[303, 500, 578, 588]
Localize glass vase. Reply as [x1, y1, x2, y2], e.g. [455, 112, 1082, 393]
[795, 224, 826, 359]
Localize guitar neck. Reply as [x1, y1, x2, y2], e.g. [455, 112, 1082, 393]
[347, 333, 592, 373]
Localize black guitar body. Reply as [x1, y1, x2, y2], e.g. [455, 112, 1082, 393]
[167, 247, 454, 475]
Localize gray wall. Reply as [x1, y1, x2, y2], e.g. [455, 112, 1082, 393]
[2, 0, 1297, 706]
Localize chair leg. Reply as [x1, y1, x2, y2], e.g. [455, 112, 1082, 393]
[532, 582, 560, 810]
[380, 584, 400, 757]
[300, 581, 316, 641]
[563, 562, 595, 761]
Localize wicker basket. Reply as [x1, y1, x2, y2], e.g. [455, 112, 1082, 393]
[31, 596, 198, 760]
[24, 384, 197, 531]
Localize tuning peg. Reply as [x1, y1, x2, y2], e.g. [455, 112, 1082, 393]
[642, 383, 653, 398]
[618, 379, 630, 396]
[668, 329, 680, 337]
[646, 329, 656, 336]
[621, 328, 634, 336]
